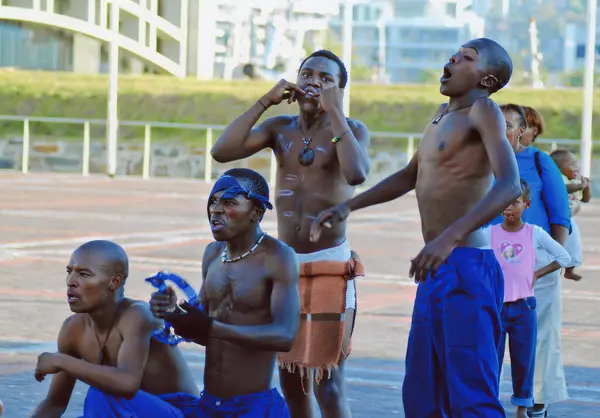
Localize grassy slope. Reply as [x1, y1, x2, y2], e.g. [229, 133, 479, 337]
[0, 70, 597, 141]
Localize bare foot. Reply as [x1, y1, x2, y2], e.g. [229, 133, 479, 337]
[516, 406, 528, 418]
[565, 267, 583, 281]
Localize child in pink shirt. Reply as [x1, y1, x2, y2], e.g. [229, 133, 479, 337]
[481, 179, 571, 418]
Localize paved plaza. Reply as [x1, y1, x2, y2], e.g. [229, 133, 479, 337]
[0, 173, 599, 417]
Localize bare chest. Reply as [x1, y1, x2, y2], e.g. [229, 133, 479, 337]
[204, 258, 272, 322]
[75, 325, 124, 366]
[273, 127, 338, 172]
[273, 127, 351, 206]
[418, 115, 487, 175]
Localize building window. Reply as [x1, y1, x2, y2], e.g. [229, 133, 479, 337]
[576, 44, 600, 58]
[374, 8, 381, 21]
[445, 2, 457, 18]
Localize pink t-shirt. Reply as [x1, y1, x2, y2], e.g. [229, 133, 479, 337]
[482, 223, 571, 302]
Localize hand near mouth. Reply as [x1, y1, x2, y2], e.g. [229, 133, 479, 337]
[319, 86, 344, 114]
[261, 79, 306, 106]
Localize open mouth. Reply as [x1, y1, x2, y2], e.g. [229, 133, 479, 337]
[210, 218, 226, 232]
[67, 293, 80, 303]
[303, 87, 320, 99]
[440, 65, 452, 83]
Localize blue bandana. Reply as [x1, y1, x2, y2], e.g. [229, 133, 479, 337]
[209, 175, 273, 211]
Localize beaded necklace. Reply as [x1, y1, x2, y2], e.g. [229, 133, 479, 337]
[221, 233, 266, 263]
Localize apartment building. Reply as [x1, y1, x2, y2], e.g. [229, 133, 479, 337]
[0, 0, 485, 84]
[329, 0, 485, 83]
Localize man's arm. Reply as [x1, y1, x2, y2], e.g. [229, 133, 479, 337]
[31, 318, 78, 418]
[348, 153, 418, 212]
[211, 79, 306, 163]
[209, 245, 300, 351]
[310, 152, 418, 242]
[210, 105, 278, 163]
[335, 105, 452, 213]
[198, 241, 217, 313]
[330, 115, 371, 185]
[55, 305, 156, 399]
[537, 151, 571, 245]
[444, 99, 521, 242]
[189, 242, 216, 345]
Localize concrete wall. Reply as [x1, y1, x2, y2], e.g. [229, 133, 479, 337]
[157, 0, 181, 65]
[187, 0, 217, 80]
[64, 0, 103, 74]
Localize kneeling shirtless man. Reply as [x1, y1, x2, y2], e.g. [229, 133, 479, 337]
[31, 240, 200, 418]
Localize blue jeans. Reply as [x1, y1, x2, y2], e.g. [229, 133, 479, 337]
[498, 297, 537, 408]
[403, 248, 506, 417]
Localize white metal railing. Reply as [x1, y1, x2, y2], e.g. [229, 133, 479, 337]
[0, 115, 594, 185]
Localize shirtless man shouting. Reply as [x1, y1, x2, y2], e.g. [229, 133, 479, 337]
[211, 50, 370, 418]
[151, 169, 300, 417]
[312, 38, 521, 417]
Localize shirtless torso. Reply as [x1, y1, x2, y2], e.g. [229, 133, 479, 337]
[200, 236, 298, 398]
[269, 115, 364, 253]
[60, 299, 198, 396]
[415, 102, 494, 248]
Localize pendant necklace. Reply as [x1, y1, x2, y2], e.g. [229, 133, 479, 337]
[221, 232, 266, 263]
[297, 118, 323, 166]
[432, 103, 476, 124]
[92, 302, 122, 365]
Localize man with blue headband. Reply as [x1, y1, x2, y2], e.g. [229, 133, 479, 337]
[211, 50, 370, 417]
[150, 168, 300, 417]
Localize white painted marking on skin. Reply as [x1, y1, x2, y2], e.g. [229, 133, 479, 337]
[284, 174, 298, 181]
[283, 212, 294, 217]
[279, 190, 294, 197]
[315, 146, 327, 154]
[277, 134, 292, 155]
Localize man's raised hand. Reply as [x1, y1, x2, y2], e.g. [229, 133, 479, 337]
[261, 79, 307, 107]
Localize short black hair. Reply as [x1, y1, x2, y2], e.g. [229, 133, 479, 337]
[500, 103, 527, 130]
[298, 49, 348, 88]
[550, 149, 574, 168]
[463, 38, 513, 94]
[223, 168, 270, 206]
[520, 178, 531, 201]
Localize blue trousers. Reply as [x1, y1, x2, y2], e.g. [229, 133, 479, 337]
[81, 387, 199, 417]
[402, 247, 506, 417]
[194, 388, 290, 417]
[498, 297, 537, 408]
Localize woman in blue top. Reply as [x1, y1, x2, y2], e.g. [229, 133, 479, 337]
[491, 104, 571, 417]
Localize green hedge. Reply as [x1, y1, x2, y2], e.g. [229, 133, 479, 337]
[0, 70, 597, 141]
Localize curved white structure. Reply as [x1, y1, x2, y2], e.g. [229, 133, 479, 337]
[0, 0, 188, 77]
